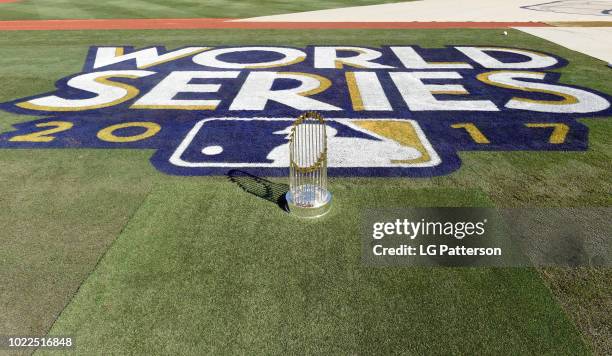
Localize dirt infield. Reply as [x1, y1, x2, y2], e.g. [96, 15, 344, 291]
[240, 0, 612, 22]
[0, 18, 548, 31]
[546, 21, 612, 26]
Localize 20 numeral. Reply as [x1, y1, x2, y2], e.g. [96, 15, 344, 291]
[9, 121, 161, 143]
[9, 121, 73, 142]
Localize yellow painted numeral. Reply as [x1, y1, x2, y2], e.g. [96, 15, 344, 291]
[97, 122, 161, 143]
[9, 121, 73, 142]
[525, 123, 569, 144]
[451, 123, 490, 144]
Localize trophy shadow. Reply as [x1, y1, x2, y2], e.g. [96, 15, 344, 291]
[226, 169, 289, 212]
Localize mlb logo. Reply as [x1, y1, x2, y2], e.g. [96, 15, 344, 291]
[162, 117, 441, 176]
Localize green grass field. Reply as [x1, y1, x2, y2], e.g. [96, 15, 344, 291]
[0, 0, 407, 20]
[0, 28, 610, 355]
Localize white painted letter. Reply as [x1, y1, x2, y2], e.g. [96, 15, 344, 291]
[478, 71, 610, 113]
[315, 46, 394, 69]
[390, 72, 498, 111]
[455, 46, 557, 69]
[132, 71, 240, 110]
[230, 72, 340, 111]
[93, 47, 208, 69]
[193, 47, 306, 69]
[391, 46, 472, 69]
[346, 72, 392, 111]
[17, 70, 154, 111]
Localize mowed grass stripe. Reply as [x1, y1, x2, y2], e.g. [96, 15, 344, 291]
[0, 0, 409, 20]
[39, 182, 589, 354]
[0, 32, 160, 340]
[0, 149, 156, 337]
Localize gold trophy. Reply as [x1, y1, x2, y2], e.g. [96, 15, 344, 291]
[286, 112, 332, 218]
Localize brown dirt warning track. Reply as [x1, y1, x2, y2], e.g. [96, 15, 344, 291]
[0, 18, 548, 31]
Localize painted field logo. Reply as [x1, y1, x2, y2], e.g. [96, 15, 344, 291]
[0, 45, 610, 176]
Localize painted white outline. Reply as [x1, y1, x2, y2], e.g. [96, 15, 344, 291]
[169, 117, 441, 169]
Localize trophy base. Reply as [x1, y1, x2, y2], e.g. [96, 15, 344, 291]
[286, 187, 332, 218]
